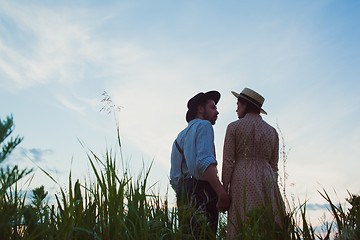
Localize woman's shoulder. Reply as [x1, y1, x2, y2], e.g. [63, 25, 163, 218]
[259, 119, 278, 136]
[227, 119, 242, 129]
[261, 119, 276, 130]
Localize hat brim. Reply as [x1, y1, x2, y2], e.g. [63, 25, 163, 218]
[231, 91, 267, 115]
[205, 91, 221, 105]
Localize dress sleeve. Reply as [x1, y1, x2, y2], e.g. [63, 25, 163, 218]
[222, 123, 236, 192]
[269, 128, 279, 173]
[193, 121, 217, 176]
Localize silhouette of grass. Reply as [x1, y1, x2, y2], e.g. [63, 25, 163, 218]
[1, 101, 359, 239]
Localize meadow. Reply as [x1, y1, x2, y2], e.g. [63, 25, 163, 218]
[1, 114, 359, 239]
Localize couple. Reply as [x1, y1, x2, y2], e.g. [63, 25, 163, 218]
[170, 88, 284, 239]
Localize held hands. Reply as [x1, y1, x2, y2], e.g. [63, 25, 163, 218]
[216, 188, 231, 212]
[202, 164, 231, 212]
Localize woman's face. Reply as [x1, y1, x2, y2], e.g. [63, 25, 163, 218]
[236, 101, 246, 119]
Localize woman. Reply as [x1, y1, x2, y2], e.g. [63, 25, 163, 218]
[222, 88, 284, 239]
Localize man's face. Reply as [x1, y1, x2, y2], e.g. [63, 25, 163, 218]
[203, 99, 219, 125]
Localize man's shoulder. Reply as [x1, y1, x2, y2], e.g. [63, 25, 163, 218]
[176, 127, 187, 140]
[193, 119, 213, 132]
[176, 120, 203, 139]
[196, 119, 212, 127]
[186, 118, 212, 129]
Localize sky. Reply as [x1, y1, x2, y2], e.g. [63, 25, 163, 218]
[1, 0, 359, 226]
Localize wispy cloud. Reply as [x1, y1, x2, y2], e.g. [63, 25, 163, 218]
[56, 94, 87, 113]
[307, 203, 329, 211]
[20, 147, 55, 163]
[0, 1, 107, 89]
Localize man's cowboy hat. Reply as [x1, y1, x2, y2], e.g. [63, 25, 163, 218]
[231, 88, 267, 114]
[186, 90, 221, 122]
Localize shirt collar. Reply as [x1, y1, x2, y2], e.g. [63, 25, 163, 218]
[188, 118, 202, 125]
[244, 113, 262, 119]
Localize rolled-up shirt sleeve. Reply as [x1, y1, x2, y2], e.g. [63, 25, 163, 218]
[194, 121, 217, 175]
[182, 119, 217, 181]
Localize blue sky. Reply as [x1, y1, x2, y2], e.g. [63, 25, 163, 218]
[1, 0, 360, 225]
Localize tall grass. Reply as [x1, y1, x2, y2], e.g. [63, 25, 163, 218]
[0, 145, 184, 239]
[1, 109, 359, 239]
[0, 137, 358, 239]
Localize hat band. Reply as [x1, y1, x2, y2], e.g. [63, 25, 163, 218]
[239, 93, 262, 108]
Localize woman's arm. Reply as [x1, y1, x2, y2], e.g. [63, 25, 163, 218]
[222, 123, 236, 192]
[269, 129, 279, 178]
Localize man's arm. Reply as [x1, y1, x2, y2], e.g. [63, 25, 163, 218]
[195, 121, 230, 211]
[203, 164, 230, 212]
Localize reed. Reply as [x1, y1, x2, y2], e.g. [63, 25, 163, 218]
[2, 149, 358, 239]
[1, 113, 359, 239]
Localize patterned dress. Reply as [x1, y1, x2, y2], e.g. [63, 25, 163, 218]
[221, 113, 283, 239]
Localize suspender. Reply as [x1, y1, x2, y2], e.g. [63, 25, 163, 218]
[175, 140, 186, 176]
[174, 121, 197, 178]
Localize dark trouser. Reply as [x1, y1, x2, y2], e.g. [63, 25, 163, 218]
[176, 178, 218, 240]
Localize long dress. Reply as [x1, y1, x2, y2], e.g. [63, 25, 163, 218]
[222, 113, 284, 239]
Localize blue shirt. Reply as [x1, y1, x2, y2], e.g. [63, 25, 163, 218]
[170, 119, 217, 189]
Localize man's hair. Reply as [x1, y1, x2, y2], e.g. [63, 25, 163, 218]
[188, 98, 211, 121]
[238, 97, 260, 115]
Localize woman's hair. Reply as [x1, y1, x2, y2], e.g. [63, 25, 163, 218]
[238, 97, 260, 115]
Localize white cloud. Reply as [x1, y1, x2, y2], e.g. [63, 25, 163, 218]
[0, 1, 103, 88]
[56, 94, 86, 113]
[6, 147, 55, 164]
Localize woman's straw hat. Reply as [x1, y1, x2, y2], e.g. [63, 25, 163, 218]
[231, 88, 267, 114]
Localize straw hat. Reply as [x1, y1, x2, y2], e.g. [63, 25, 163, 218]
[186, 91, 221, 122]
[231, 88, 267, 114]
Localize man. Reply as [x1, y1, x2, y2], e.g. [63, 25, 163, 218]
[170, 91, 230, 239]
